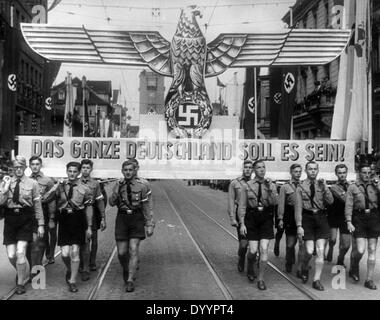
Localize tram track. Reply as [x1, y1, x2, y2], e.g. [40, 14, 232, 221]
[162, 181, 319, 301]
[2, 250, 62, 300]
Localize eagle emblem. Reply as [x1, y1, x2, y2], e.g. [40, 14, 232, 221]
[21, 5, 352, 138]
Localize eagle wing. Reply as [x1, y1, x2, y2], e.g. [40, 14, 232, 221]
[21, 23, 173, 77]
[205, 29, 352, 77]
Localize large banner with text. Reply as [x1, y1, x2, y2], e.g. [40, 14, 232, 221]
[18, 136, 356, 180]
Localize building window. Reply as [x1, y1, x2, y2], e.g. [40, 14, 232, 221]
[313, 9, 318, 29]
[147, 77, 157, 91]
[323, 64, 330, 81]
[324, 1, 329, 28]
[301, 67, 307, 98]
[265, 97, 270, 118]
[311, 66, 318, 84]
[26, 62, 29, 82]
[58, 90, 65, 100]
[16, 9, 20, 27]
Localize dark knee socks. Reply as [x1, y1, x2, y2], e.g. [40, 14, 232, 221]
[238, 246, 247, 258]
[302, 252, 313, 271]
[286, 246, 296, 264]
[350, 251, 364, 272]
[118, 254, 129, 270]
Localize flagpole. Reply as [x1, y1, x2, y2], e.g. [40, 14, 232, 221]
[368, 0, 373, 154]
[82, 76, 86, 138]
[254, 68, 258, 140]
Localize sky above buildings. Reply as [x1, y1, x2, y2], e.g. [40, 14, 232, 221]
[48, 0, 296, 120]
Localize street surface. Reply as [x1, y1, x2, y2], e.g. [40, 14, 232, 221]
[1, 180, 380, 300]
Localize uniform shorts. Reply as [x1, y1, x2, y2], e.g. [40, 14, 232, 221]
[327, 213, 350, 235]
[244, 208, 274, 241]
[235, 211, 247, 241]
[352, 211, 380, 239]
[302, 211, 330, 241]
[57, 210, 87, 246]
[115, 211, 146, 241]
[3, 209, 34, 245]
[283, 206, 297, 236]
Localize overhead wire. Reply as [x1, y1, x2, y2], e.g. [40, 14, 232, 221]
[54, 1, 296, 10]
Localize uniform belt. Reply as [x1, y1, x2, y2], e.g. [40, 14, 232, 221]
[6, 207, 33, 215]
[118, 208, 141, 215]
[59, 208, 81, 214]
[354, 208, 377, 215]
[248, 206, 273, 214]
[303, 208, 326, 216]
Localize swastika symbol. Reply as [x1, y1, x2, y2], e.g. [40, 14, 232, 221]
[274, 92, 282, 104]
[45, 97, 52, 110]
[177, 104, 199, 127]
[8, 74, 17, 91]
[284, 72, 295, 94]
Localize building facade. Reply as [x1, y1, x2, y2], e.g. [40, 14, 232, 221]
[0, 0, 60, 155]
[139, 69, 165, 115]
[282, 0, 341, 140]
[49, 78, 113, 137]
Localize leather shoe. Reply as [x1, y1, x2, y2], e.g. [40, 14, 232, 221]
[81, 271, 90, 282]
[247, 273, 256, 282]
[125, 281, 135, 292]
[257, 280, 267, 290]
[312, 280, 324, 291]
[65, 271, 71, 284]
[15, 285, 26, 295]
[349, 270, 360, 282]
[68, 283, 78, 293]
[90, 264, 97, 272]
[301, 269, 309, 284]
[47, 258, 55, 265]
[237, 256, 245, 273]
[285, 262, 292, 273]
[364, 280, 377, 290]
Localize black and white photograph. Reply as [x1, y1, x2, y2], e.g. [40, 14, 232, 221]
[0, 0, 379, 308]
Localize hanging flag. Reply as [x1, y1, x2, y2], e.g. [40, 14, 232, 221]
[83, 96, 90, 137]
[346, 0, 370, 142]
[242, 67, 259, 139]
[269, 67, 282, 138]
[63, 73, 74, 137]
[94, 105, 100, 137]
[104, 118, 110, 138]
[331, 0, 356, 140]
[217, 77, 226, 88]
[82, 76, 90, 137]
[332, 0, 370, 142]
[278, 68, 297, 139]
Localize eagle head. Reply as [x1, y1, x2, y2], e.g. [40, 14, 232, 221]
[186, 5, 203, 19]
[176, 5, 203, 37]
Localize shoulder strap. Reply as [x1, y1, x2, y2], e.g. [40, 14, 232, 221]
[118, 183, 132, 209]
[298, 184, 322, 210]
[62, 183, 78, 210]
